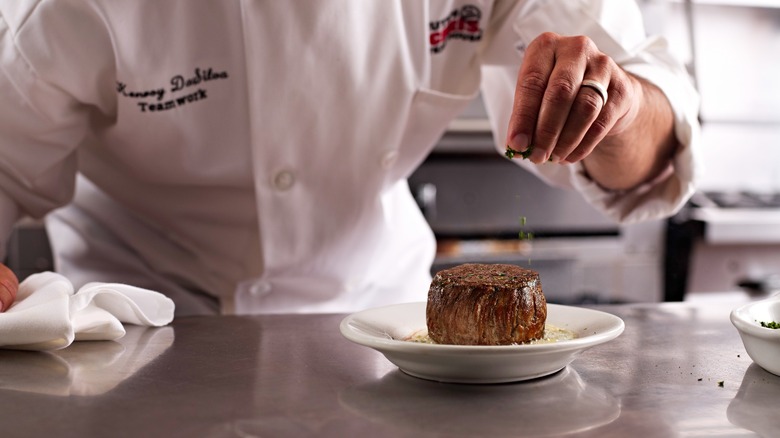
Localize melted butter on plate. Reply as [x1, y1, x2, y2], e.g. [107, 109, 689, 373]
[403, 324, 575, 345]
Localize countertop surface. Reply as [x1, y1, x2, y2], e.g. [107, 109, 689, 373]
[0, 300, 777, 437]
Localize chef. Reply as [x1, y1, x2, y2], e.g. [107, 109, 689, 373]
[0, 0, 700, 315]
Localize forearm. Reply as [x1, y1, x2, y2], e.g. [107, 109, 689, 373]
[582, 75, 678, 192]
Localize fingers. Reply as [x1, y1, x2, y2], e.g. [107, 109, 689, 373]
[0, 263, 19, 312]
[556, 73, 611, 163]
[506, 33, 556, 160]
[506, 33, 630, 165]
[528, 36, 592, 163]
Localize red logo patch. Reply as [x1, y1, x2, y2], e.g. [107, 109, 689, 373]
[429, 5, 483, 54]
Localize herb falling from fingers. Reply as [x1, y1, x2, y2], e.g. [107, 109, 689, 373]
[518, 216, 534, 241]
[518, 216, 534, 266]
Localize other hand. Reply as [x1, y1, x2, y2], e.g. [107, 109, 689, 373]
[0, 263, 18, 312]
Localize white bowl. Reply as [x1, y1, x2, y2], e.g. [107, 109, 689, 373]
[730, 294, 780, 376]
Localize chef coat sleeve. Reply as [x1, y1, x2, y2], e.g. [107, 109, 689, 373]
[0, 12, 89, 260]
[478, 0, 702, 224]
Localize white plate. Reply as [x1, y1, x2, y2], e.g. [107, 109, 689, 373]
[340, 302, 625, 384]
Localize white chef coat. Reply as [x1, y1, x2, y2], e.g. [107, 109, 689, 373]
[0, 0, 701, 315]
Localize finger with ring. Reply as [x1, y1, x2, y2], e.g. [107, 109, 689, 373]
[580, 79, 608, 106]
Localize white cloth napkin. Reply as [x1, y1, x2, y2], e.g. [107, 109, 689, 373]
[0, 272, 175, 351]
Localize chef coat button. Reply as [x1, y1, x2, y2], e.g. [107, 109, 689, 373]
[380, 150, 398, 168]
[249, 281, 271, 296]
[273, 170, 295, 191]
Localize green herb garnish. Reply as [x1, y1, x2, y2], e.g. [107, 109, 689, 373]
[760, 321, 780, 329]
[505, 145, 534, 160]
[518, 216, 534, 241]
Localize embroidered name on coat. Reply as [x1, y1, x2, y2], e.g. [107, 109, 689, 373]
[117, 67, 228, 113]
[429, 4, 483, 54]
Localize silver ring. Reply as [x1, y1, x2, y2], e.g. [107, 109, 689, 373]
[581, 79, 608, 106]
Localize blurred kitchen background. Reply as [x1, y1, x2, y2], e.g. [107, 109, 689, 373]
[7, 0, 780, 303]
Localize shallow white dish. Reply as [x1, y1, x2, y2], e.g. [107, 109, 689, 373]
[340, 302, 625, 384]
[730, 294, 780, 376]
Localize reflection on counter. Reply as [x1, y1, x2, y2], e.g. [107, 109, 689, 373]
[338, 367, 620, 437]
[727, 363, 780, 437]
[0, 326, 173, 396]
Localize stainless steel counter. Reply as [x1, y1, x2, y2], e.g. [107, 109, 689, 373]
[0, 300, 777, 437]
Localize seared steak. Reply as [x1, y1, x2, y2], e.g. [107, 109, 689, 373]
[426, 263, 546, 345]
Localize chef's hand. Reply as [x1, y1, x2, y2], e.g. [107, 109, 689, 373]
[0, 263, 18, 312]
[506, 32, 677, 191]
